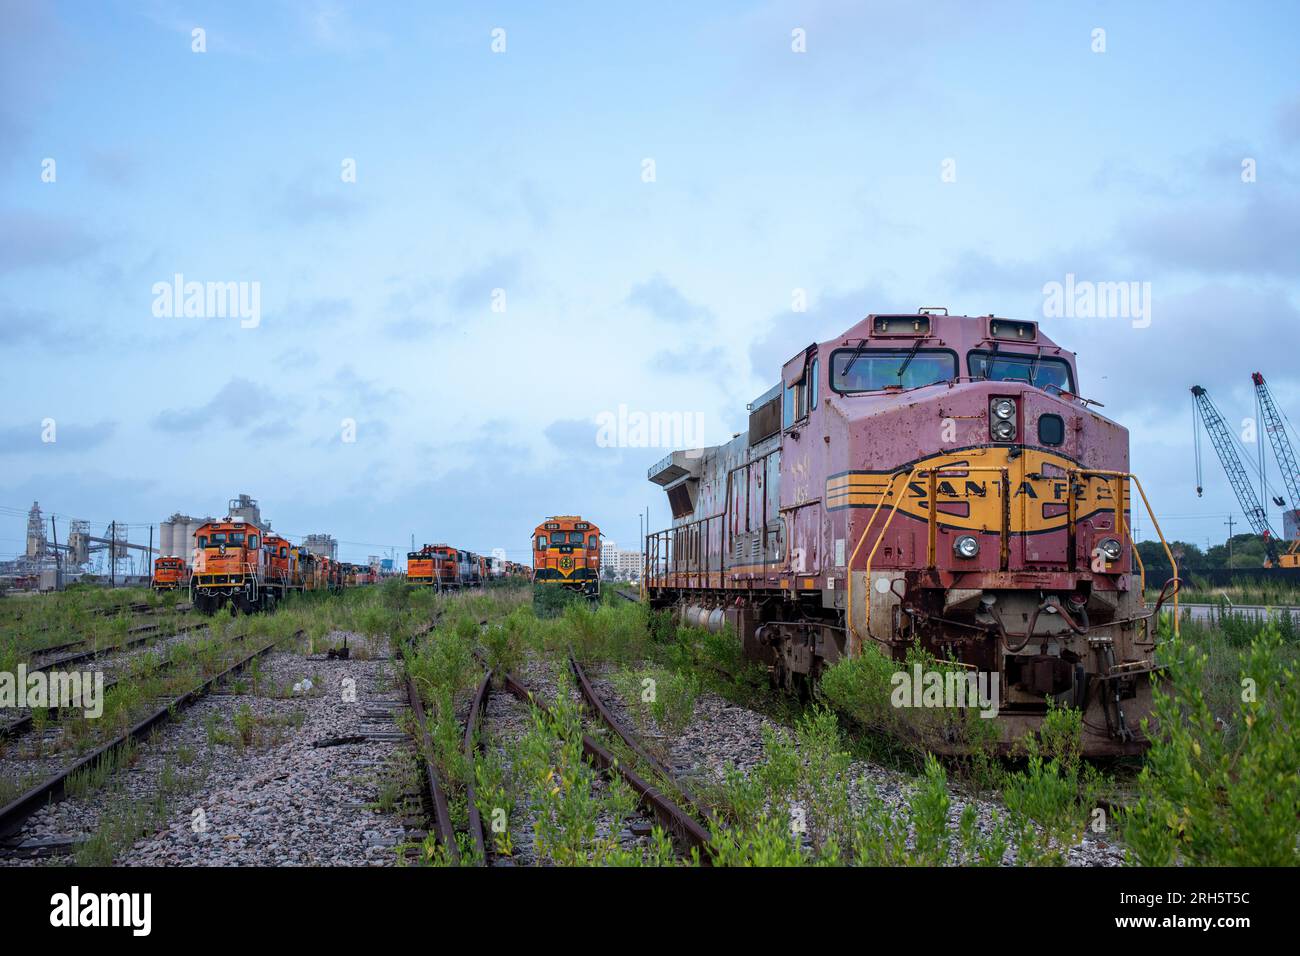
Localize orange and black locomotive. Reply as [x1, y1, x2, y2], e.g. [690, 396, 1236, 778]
[532, 516, 601, 598]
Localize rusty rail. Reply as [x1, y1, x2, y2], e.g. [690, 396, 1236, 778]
[569, 655, 718, 836]
[0, 630, 294, 840]
[494, 663, 712, 861]
[29, 619, 208, 674]
[3, 626, 261, 740]
[463, 669, 492, 863]
[404, 672, 458, 863]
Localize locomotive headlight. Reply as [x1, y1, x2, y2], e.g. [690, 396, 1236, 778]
[953, 535, 980, 559]
[1098, 538, 1122, 562]
[991, 398, 1016, 420]
[990, 419, 1016, 441]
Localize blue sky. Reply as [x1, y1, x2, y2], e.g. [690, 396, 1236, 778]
[2, 0, 1298, 565]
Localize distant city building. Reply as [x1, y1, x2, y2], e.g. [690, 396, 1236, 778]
[598, 540, 642, 579]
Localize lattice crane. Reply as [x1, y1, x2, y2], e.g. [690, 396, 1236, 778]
[1251, 371, 1300, 566]
[1191, 384, 1279, 564]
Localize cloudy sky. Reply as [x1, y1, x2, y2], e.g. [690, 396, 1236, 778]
[2, 0, 1298, 566]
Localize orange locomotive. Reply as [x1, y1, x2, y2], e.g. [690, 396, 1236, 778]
[151, 556, 189, 591]
[191, 516, 348, 614]
[405, 544, 486, 590]
[532, 516, 601, 598]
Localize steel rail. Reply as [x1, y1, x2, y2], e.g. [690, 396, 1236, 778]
[463, 669, 492, 863]
[2, 630, 254, 740]
[494, 665, 713, 861]
[14, 603, 188, 657]
[29, 619, 208, 674]
[404, 672, 459, 863]
[0, 630, 296, 839]
[569, 655, 718, 833]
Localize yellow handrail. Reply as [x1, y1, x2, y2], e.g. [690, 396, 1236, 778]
[846, 462, 1178, 650]
[844, 467, 914, 655]
[1069, 469, 1180, 637]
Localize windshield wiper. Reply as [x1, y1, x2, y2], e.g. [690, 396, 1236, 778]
[896, 337, 923, 382]
[840, 338, 869, 378]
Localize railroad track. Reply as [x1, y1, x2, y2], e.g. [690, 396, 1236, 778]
[0, 629, 300, 854]
[5, 600, 185, 639]
[0, 627, 257, 741]
[567, 654, 714, 856]
[27, 618, 207, 674]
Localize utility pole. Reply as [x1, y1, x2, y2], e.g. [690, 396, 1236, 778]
[1224, 515, 1236, 565]
[50, 517, 61, 592]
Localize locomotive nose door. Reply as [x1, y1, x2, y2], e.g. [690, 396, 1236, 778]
[1018, 450, 1070, 568]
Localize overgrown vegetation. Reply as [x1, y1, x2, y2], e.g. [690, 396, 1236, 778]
[1123, 620, 1299, 865]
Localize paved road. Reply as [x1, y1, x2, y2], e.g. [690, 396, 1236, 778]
[1176, 602, 1298, 623]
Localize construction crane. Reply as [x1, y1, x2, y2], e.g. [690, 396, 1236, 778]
[1191, 384, 1280, 565]
[1251, 371, 1300, 567]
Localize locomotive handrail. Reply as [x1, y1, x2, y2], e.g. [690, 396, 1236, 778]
[646, 511, 726, 589]
[1067, 469, 1179, 636]
[847, 464, 1010, 655]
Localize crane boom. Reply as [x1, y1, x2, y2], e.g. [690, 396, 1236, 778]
[1191, 385, 1276, 537]
[1251, 371, 1300, 516]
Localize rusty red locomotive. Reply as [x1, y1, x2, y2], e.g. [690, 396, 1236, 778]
[645, 310, 1179, 756]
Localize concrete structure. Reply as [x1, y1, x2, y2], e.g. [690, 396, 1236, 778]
[303, 534, 338, 562]
[161, 513, 216, 560]
[227, 494, 269, 530]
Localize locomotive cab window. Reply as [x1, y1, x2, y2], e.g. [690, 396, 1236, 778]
[588, 534, 598, 548]
[536, 535, 548, 549]
[809, 357, 819, 410]
[830, 348, 957, 392]
[967, 351, 1074, 394]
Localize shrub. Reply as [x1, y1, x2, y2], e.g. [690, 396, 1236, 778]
[1123, 621, 1299, 865]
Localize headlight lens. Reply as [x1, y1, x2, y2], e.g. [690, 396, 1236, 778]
[991, 419, 1016, 441]
[1098, 538, 1122, 561]
[992, 398, 1016, 420]
[954, 535, 979, 558]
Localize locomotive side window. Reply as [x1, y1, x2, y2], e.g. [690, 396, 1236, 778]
[809, 357, 819, 410]
[536, 535, 548, 549]
[967, 351, 1074, 393]
[830, 349, 957, 392]
[588, 534, 598, 548]
[784, 370, 809, 428]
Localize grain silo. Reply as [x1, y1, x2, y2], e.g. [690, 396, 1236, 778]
[159, 520, 175, 558]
